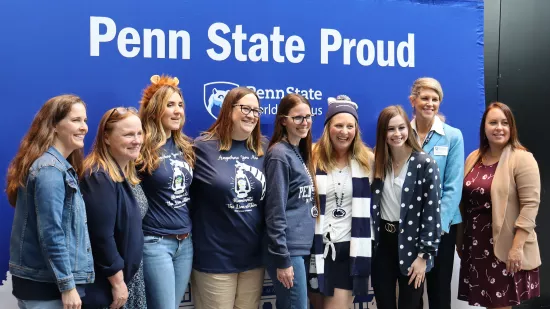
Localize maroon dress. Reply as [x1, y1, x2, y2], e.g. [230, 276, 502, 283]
[458, 161, 540, 307]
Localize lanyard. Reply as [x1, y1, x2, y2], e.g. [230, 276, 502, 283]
[422, 130, 435, 147]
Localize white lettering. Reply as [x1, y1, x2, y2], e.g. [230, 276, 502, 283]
[343, 39, 356, 65]
[320, 28, 342, 64]
[270, 27, 285, 63]
[377, 40, 395, 67]
[144, 29, 165, 58]
[397, 33, 415, 67]
[285, 35, 305, 63]
[207, 22, 232, 61]
[207, 23, 305, 63]
[232, 25, 247, 61]
[168, 30, 191, 59]
[248, 33, 269, 62]
[357, 39, 375, 66]
[320, 28, 415, 68]
[90, 16, 116, 56]
[90, 16, 190, 59]
[118, 27, 141, 58]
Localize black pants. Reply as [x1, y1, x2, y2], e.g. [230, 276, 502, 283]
[372, 220, 424, 309]
[418, 224, 457, 309]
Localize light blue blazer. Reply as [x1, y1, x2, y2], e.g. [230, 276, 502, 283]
[412, 117, 465, 233]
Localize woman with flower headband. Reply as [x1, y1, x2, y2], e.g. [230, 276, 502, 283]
[80, 107, 145, 309]
[308, 95, 374, 309]
[189, 87, 267, 309]
[264, 93, 318, 309]
[137, 75, 195, 309]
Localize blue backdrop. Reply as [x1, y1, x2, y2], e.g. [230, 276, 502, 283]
[0, 0, 484, 307]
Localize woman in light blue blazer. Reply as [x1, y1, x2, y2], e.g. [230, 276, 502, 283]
[409, 77, 464, 309]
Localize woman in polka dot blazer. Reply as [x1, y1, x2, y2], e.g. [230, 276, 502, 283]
[370, 105, 442, 309]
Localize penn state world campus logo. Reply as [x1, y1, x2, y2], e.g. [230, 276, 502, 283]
[203, 81, 239, 119]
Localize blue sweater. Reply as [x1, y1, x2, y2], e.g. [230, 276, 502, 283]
[80, 168, 144, 307]
[412, 118, 465, 232]
[264, 142, 316, 269]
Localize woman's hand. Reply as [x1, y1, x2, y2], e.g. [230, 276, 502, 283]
[110, 281, 128, 309]
[61, 288, 82, 309]
[506, 247, 524, 275]
[408, 256, 427, 289]
[277, 266, 294, 289]
[108, 270, 128, 309]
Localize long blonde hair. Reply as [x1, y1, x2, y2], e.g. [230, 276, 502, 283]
[137, 75, 195, 174]
[82, 107, 141, 185]
[313, 117, 373, 174]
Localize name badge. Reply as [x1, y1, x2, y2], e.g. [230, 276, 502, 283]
[434, 146, 449, 156]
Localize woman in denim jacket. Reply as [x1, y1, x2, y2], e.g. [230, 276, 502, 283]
[6, 94, 95, 309]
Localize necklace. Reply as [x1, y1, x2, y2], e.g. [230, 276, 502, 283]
[285, 138, 318, 218]
[331, 166, 349, 218]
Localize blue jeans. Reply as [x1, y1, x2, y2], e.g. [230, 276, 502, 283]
[143, 235, 193, 309]
[266, 256, 308, 309]
[17, 299, 63, 309]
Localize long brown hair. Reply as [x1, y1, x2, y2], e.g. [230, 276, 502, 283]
[373, 105, 422, 180]
[268, 93, 319, 213]
[6, 95, 86, 206]
[137, 75, 195, 174]
[201, 87, 264, 156]
[82, 107, 141, 185]
[476, 102, 526, 162]
[313, 117, 373, 174]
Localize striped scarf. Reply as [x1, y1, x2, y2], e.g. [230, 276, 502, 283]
[308, 159, 372, 295]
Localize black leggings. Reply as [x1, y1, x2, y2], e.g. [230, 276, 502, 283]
[372, 220, 424, 309]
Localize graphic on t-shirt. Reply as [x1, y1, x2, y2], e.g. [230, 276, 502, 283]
[168, 157, 192, 208]
[234, 168, 251, 198]
[226, 161, 266, 212]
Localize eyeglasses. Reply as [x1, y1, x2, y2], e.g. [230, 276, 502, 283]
[233, 104, 263, 118]
[283, 115, 314, 124]
[107, 106, 138, 120]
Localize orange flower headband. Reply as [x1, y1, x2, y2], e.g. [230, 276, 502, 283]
[139, 74, 180, 107]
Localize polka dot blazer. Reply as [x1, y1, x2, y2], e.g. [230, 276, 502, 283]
[371, 151, 443, 275]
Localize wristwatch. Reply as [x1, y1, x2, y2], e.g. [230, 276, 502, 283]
[417, 252, 429, 260]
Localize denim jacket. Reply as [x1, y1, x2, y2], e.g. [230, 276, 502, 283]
[9, 146, 95, 292]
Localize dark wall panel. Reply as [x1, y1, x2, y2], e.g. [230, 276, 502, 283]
[492, 0, 550, 307]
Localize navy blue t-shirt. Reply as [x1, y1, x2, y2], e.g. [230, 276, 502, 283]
[190, 137, 266, 273]
[140, 137, 193, 236]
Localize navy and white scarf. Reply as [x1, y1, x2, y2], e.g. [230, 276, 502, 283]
[308, 159, 372, 295]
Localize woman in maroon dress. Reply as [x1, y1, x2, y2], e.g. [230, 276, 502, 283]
[457, 102, 541, 308]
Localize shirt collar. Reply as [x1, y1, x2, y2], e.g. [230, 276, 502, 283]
[46, 146, 75, 171]
[411, 115, 445, 136]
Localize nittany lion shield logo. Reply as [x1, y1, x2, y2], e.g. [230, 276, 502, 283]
[203, 81, 239, 119]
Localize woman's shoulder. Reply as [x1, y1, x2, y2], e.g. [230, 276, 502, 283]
[510, 148, 538, 168]
[411, 150, 432, 163]
[193, 134, 219, 150]
[81, 166, 115, 187]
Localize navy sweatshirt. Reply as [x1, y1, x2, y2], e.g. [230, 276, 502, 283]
[264, 141, 316, 269]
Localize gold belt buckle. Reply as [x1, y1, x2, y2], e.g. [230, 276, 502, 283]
[385, 222, 396, 233]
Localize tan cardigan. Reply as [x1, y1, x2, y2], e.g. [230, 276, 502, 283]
[458, 145, 541, 270]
